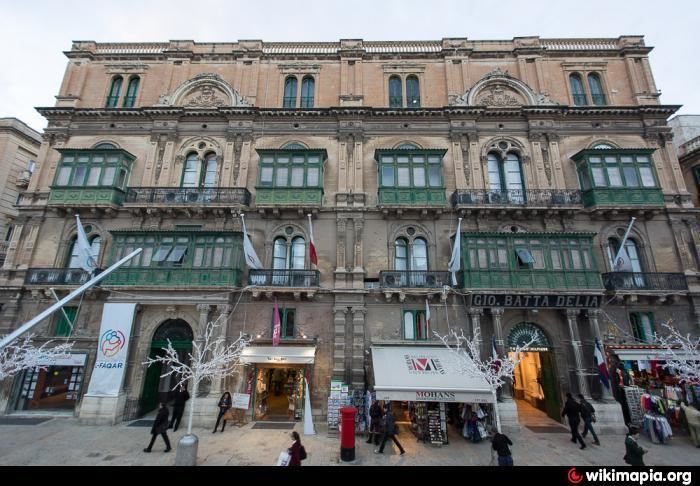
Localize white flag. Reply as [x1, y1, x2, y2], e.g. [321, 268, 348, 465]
[75, 215, 96, 273]
[613, 217, 636, 272]
[303, 378, 315, 436]
[448, 218, 462, 285]
[240, 214, 263, 269]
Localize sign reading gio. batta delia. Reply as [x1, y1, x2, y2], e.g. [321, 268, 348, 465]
[471, 293, 601, 308]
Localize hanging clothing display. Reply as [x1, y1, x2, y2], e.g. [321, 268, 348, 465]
[642, 413, 672, 444]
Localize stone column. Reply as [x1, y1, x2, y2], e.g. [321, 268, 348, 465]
[468, 308, 483, 359]
[586, 309, 613, 401]
[351, 307, 366, 389]
[352, 219, 364, 289]
[334, 219, 348, 288]
[565, 309, 590, 398]
[332, 306, 349, 381]
[491, 307, 512, 399]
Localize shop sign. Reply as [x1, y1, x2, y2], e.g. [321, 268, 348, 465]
[471, 293, 601, 308]
[415, 391, 456, 402]
[232, 393, 250, 410]
[36, 353, 87, 367]
[265, 356, 288, 362]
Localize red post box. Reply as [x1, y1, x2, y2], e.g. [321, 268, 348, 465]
[339, 406, 356, 462]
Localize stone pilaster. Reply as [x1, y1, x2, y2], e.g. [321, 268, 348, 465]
[586, 309, 613, 401]
[351, 307, 366, 389]
[565, 309, 590, 398]
[332, 306, 349, 381]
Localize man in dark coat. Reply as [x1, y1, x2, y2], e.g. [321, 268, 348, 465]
[578, 394, 600, 445]
[169, 384, 190, 431]
[144, 403, 171, 453]
[561, 392, 586, 449]
[366, 400, 383, 445]
[624, 426, 646, 466]
[375, 404, 405, 455]
[491, 432, 514, 466]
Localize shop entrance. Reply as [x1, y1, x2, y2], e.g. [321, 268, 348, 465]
[139, 319, 193, 416]
[253, 365, 305, 421]
[508, 322, 562, 423]
[13, 354, 87, 412]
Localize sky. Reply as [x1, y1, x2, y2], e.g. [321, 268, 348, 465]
[1, 0, 698, 132]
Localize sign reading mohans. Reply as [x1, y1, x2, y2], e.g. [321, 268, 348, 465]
[471, 293, 601, 308]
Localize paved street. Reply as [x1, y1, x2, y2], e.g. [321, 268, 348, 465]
[0, 416, 697, 466]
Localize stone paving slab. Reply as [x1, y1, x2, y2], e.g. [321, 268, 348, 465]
[0, 418, 697, 466]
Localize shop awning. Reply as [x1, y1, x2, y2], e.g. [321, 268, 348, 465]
[370, 346, 494, 403]
[609, 347, 696, 362]
[240, 346, 316, 364]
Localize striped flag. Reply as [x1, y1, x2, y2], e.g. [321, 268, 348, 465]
[272, 299, 281, 347]
[308, 214, 318, 266]
[594, 337, 610, 389]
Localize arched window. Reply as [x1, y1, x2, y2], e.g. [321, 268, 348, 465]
[569, 74, 587, 106]
[394, 236, 429, 286]
[487, 152, 525, 203]
[272, 236, 306, 270]
[291, 237, 305, 269]
[203, 153, 217, 187]
[607, 237, 643, 273]
[412, 238, 428, 271]
[68, 235, 101, 269]
[389, 76, 403, 108]
[301, 76, 315, 108]
[94, 142, 118, 149]
[588, 73, 606, 105]
[181, 153, 199, 187]
[123, 77, 140, 108]
[406, 76, 420, 107]
[394, 238, 408, 271]
[283, 77, 298, 108]
[273, 237, 288, 270]
[106, 76, 123, 108]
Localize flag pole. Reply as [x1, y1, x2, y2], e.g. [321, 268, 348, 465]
[613, 217, 636, 271]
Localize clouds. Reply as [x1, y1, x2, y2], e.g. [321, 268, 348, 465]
[0, 0, 696, 131]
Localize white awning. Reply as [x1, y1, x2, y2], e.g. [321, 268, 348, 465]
[371, 346, 494, 403]
[611, 348, 697, 362]
[241, 346, 316, 364]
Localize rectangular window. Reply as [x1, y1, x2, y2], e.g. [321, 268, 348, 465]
[607, 167, 623, 187]
[515, 249, 535, 269]
[531, 249, 545, 270]
[291, 167, 304, 187]
[403, 310, 429, 341]
[639, 167, 656, 187]
[72, 166, 87, 186]
[102, 167, 116, 186]
[260, 167, 273, 186]
[272, 308, 295, 339]
[623, 167, 639, 187]
[377, 151, 444, 190]
[151, 246, 172, 263]
[276, 167, 288, 187]
[166, 246, 188, 264]
[381, 166, 394, 187]
[257, 151, 324, 189]
[54, 307, 77, 337]
[413, 167, 426, 187]
[397, 167, 410, 187]
[87, 167, 102, 186]
[592, 167, 606, 187]
[630, 312, 655, 343]
[56, 167, 71, 186]
[428, 166, 441, 187]
[307, 167, 319, 187]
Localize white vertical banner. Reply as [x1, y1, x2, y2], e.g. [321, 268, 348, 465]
[86, 303, 137, 397]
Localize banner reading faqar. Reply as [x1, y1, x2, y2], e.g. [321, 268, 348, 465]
[86, 303, 137, 396]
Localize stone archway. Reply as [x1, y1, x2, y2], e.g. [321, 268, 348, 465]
[139, 319, 194, 415]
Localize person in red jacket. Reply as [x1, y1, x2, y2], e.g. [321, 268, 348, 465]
[288, 431, 303, 466]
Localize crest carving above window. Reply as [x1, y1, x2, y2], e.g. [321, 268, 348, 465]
[451, 68, 557, 107]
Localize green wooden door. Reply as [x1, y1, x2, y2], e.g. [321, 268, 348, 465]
[540, 351, 561, 422]
[139, 349, 164, 415]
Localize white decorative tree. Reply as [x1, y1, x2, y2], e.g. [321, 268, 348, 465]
[652, 321, 700, 386]
[143, 313, 250, 465]
[0, 334, 73, 381]
[436, 328, 534, 433]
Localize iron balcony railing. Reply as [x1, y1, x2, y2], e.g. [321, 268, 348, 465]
[406, 96, 421, 107]
[380, 270, 452, 288]
[105, 96, 120, 108]
[591, 94, 608, 106]
[25, 268, 93, 286]
[300, 97, 314, 108]
[282, 97, 297, 108]
[248, 269, 320, 287]
[572, 94, 588, 106]
[389, 96, 403, 108]
[451, 189, 582, 207]
[125, 187, 251, 206]
[602, 272, 688, 292]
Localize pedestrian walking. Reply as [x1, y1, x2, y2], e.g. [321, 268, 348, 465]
[375, 404, 405, 455]
[287, 431, 306, 466]
[143, 402, 171, 453]
[213, 391, 232, 433]
[624, 426, 647, 466]
[169, 384, 190, 431]
[578, 394, 600, 445]
[491, 431, 514, 466]
[562, 392, 586, 449]
[366, 400, 383, 445]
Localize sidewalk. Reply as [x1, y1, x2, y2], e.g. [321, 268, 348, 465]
[0, 417, 696, 466]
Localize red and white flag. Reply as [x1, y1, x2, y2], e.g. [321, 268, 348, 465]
[308, 214, 318, 267]
[272, 298, 281, 347]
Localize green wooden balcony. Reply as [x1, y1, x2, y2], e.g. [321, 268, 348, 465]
[378, 188, 446, 206]
[255, 187, 323, 207]
[461, 269, 603, 290]
[48, 186, 126, 207]
[581, 187, 664, 208]
[103, 267, 242, 287]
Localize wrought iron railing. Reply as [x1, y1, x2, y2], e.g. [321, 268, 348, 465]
[406, 96, 421, 107]
[451, 189, 582, 207]
[248, 269, 320, 287]
[105, 96, 120, 108]
[125, 187, 251, 206]
[379, 270, 452, 288]
[282, 97, 297, 108]
[300, 97, 315, 108]
[25, 268, 93, 286]
[591, 94, 607, 106]
[389, 96, 403, 108]
[602, 272, 688, 292]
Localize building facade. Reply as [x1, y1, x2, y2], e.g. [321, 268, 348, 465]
[0, 36, 697, 431]
[0, 119, 41, 267]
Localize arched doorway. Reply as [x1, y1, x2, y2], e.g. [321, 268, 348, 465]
[508, 322, 561, 423]
[139, 319, 193, 416]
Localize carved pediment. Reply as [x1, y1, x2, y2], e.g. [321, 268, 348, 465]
[157, 73, 251, 108]
[451, 68, 558, 107]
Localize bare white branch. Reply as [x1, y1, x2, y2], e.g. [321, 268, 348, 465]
[651, 321, 700, 385]
[0, 334, 74, 381]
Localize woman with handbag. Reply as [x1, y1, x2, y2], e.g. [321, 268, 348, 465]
[213, 391, 232, 433]
[287, 431, 305, 466]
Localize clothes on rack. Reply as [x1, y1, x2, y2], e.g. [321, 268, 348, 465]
[642, 413, 672, 444]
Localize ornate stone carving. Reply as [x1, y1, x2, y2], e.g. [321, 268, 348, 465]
[183, 85, 227, 108]
[159, 73, 251, 108]
[452, 68, 558, 107]
[476, 83, 523, 107]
